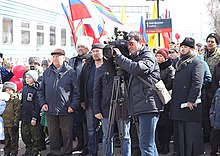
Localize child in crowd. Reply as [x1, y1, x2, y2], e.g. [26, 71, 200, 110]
[21, 70, 44, 156]
[2, 82, 21, 156]
[210, 82, 220, 156]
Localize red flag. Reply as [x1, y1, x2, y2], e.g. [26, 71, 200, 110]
[84, 24, 100, 43]
[162, 33, 170, 49]
[69, 0, 91, 21]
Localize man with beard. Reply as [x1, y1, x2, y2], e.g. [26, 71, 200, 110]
[170, 37, 204, 156]
[69, 36, 93, 155]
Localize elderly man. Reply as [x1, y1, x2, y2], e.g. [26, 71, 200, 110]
[38, 48, 80, 156]
[113, 31, 163, 156]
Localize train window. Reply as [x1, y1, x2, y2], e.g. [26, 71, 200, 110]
[70, 31, 74, 46]
[2, 18, 13, 44]
[21, 22, 30, 44]
[61, 28, 66, 46]
[50, 26, 56, 45]
[37, 25, 44, 45]
[21, 22, 30, 28]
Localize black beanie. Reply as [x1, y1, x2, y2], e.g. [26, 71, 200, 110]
[180, 37, 195, 48]
[206, 33, 220, 45]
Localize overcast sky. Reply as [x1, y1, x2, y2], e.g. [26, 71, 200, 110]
[104, 0, 212, 44]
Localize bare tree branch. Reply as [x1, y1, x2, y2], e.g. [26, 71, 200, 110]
[208, 0, 220, 34]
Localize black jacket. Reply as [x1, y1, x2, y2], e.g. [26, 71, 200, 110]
[93, 61, 115, 118]
[21, 82, 41, 122]
[38, 62, 80, 115]
[159, 58, 175, 91]
[115, 45, 164, 115]
[80, 56, 95, 107]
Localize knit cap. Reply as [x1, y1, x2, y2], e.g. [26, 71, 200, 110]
[156, 48, 169, 59]
[26, 70, 39, 82]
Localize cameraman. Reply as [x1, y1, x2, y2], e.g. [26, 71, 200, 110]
[113, 31, 164, 156]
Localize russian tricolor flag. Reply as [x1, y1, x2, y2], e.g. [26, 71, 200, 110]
[139, 16, 148, 44]
[69, 0, 91, 21]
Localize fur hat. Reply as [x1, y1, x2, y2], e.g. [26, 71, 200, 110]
[26, 70, 39, 82]
[3, 82, 17, 92]
[180, 37, 195, 48]
[76, 36, 94, 52]
[156, 48, 169, 59]
[206, 33, 220, 45]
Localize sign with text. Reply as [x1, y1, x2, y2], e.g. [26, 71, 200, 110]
[145, 18, 172, 34]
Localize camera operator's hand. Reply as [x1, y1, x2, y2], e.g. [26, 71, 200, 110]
[95, 113, 103, 120]
[113, 48, 121, 56]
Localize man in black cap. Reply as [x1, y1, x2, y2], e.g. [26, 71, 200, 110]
[170, 37, 204, 156]
[38, 48, 80, 156]
[80, 43, 105, 156]
[204, 33, 220, 143]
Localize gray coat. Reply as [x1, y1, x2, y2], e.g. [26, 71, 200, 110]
[115, 45, 164, 116]
[170, 56, 204, 122]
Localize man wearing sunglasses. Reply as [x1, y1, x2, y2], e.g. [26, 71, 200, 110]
[113, 31, 163, 156]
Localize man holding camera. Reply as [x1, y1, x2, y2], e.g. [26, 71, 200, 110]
[113, 31, 164, 156]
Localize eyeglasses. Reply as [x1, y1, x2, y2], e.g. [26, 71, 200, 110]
[169, 51, 175, 54]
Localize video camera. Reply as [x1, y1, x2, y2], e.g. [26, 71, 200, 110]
[103, 28, 129, 59]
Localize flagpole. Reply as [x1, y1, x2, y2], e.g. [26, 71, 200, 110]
[157, 0, 160, 47]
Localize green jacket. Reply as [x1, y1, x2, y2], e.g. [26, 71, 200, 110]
[2, 93, 21, 128]
[205, 48, 220, 75]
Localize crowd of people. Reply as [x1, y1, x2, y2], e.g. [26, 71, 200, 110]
[0, 32, 219, 156]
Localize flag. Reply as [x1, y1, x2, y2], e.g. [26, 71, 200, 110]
[162, 33, 170, 49]
[162, 9, 171, 48]
[75, 20, 85, 38]
[80, 0, 104, 38]
[148, 2, 158, 49]
[91, 0, 122, 25]
[61, 3, 76, 45]
[84, 24, 100, 43]
[120, 6, 127, 24]
[139, 16, 148, 44]
[69, 0, 91, 21]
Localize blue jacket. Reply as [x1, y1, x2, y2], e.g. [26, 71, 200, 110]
[21, 82, 41, 122]
[114, 45, 163, 115]
[0, 66, 13, 84]
[38, 62, 80, 115]
[210, 88, 220, 129]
